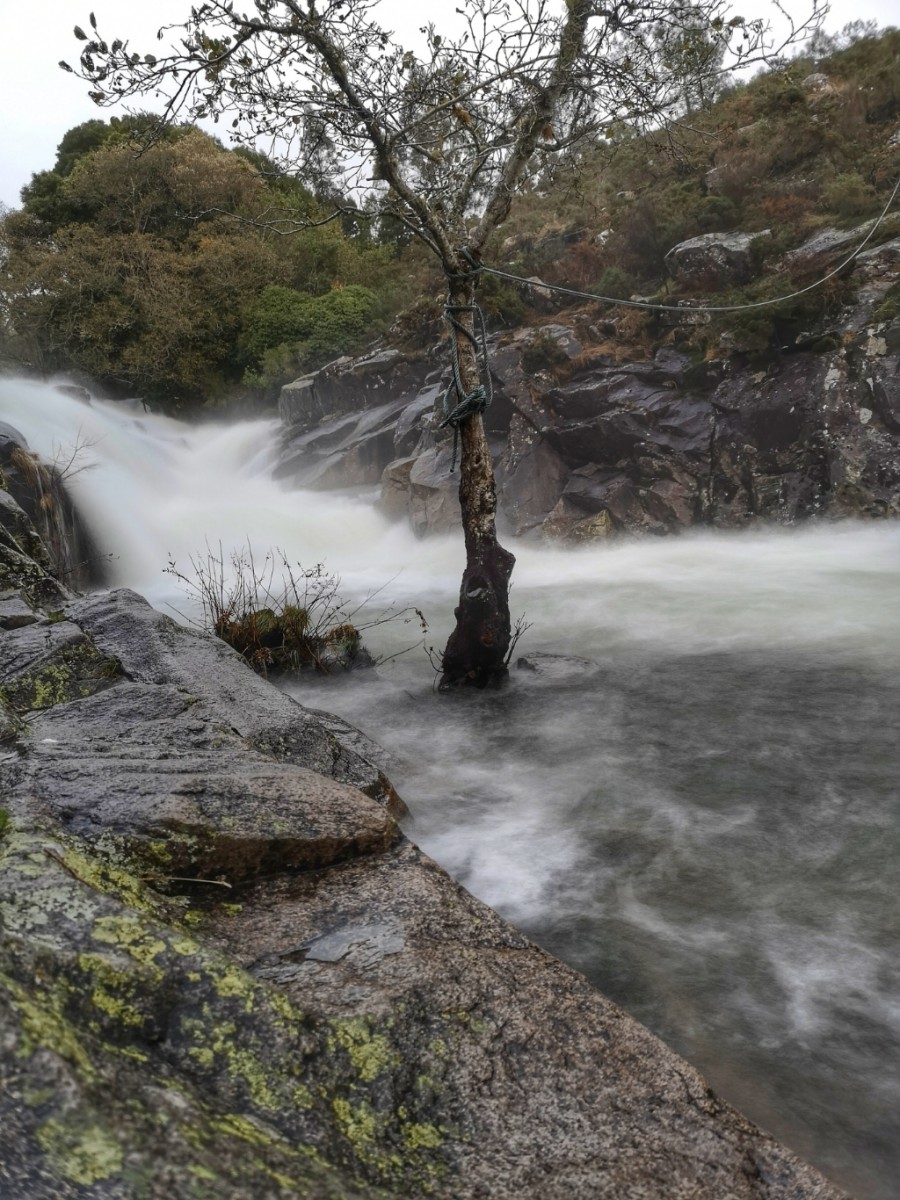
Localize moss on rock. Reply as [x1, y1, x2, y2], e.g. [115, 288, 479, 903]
[0, 637, 122, 714]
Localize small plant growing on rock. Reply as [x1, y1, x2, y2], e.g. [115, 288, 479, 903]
[166, 543, 426, 678]
[521, 331, 569, 375]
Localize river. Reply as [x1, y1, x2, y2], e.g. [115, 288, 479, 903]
[4, 377, 899, 1200]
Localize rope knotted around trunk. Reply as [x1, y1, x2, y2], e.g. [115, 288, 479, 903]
[440, 300, 493, 472]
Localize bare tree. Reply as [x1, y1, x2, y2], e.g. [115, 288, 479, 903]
[68, 0, 821, 687]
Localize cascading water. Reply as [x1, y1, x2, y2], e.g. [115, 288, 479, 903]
[4, 377, 899, 1200]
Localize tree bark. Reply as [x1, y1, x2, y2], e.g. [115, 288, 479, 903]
[439, 274, 515, 690]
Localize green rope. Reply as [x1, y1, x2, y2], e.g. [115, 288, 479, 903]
[440, 297, 493, 472]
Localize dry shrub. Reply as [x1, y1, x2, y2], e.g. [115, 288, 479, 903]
[166, 543, 426, 677]
[547, 238, 607, 290]
[712, 145, 775, 205]
[759, 194, 816, 227]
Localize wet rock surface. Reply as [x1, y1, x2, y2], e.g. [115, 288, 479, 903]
[0, 517, 849, 1197]
[273, 233, 899, 542]
[0, 423, 105, 589]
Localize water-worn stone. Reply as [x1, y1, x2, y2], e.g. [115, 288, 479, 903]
[0, 561, 848, 1199]
[0, 591, 42, 629]
[275, 394, 415, 489]
[279, 351, 430, 435]
[64, 589, 402, 809]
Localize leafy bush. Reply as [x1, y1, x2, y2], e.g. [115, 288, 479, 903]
[476, 274, 527, 329]
[242, 283, 379, 381]
[819, 172, 880, 220]
[873, 281, 900, 322]
[695, 194, 739, 231]
[593, 266, 636, 300]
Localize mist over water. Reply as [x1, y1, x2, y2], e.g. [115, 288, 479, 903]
[5, 378, 899, 1199]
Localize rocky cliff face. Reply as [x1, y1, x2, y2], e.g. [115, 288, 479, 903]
[0, 457, 849, 1197]
[0, 418, 106, 592]
[274, 222, 900, 543]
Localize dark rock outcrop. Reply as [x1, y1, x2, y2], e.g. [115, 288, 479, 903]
[272, 230, 899, 542]
[0, 423, 105, 590]
[0, 495, 848, 1199]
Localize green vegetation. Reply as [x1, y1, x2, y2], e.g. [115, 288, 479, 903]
[2, 29, 898, 404]
[242, 283, 381, 391]
[165, 543, 426, 677]
[487, 25, 900, 356]
[0, 117, 407, 412]
[874, 281, 900, 322]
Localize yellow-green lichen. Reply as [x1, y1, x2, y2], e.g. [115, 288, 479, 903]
[189, 1045, 216, 1068]
[89, 984, 145, 1029]
[332, 1097, 377, 1146]
[36, 1116, 123, 1186]
[212, 962, 256, 1008]
[188, 1165, 217, 1182]
[210, 1112, 278, 1148]
[1, 641, 122, 714]
[50, 842, 163, 916]
[292, 1083, 315, 1110]
[330, 1016, 398, 1083]
[269, 989, 304, 1026]
[402, 1122, 443, 1151]
[91, 914, 167, 975]
[75, 950, 156, 1036]
[179, 1015, 281, 1110]
[3, 972, 95, 1077]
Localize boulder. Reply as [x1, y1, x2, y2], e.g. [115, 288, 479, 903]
[276, 277, 900, 542]
[665, 230, 770, 288]
[0, 424, 105, 589]
[408, 445, 461, 535]
[274, 394, 414, 489]
[704, 348, 900, 525]
[0, 592, 41, 630]
[496, 415, 571, 535]
[801, 72, 838, 101]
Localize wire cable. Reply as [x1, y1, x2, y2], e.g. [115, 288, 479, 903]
[475, 171, 900, 316]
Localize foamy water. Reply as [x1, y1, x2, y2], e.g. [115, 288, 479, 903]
[4, 377, 899, 1199]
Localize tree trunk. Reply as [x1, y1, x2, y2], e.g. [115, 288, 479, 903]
[439, 275, 516, 689]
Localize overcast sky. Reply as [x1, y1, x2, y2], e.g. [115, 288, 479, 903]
[0, 0, 895, 210]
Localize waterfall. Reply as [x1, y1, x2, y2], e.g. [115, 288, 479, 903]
[0, 377, 463, 610]
[3, 376, 899, 1200]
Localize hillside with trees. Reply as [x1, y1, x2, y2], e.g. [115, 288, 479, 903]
[2, 26, 896, 413]
[0, 116, 406, 411]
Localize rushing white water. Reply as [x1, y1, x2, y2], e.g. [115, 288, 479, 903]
[4, 377, 899, 1200]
